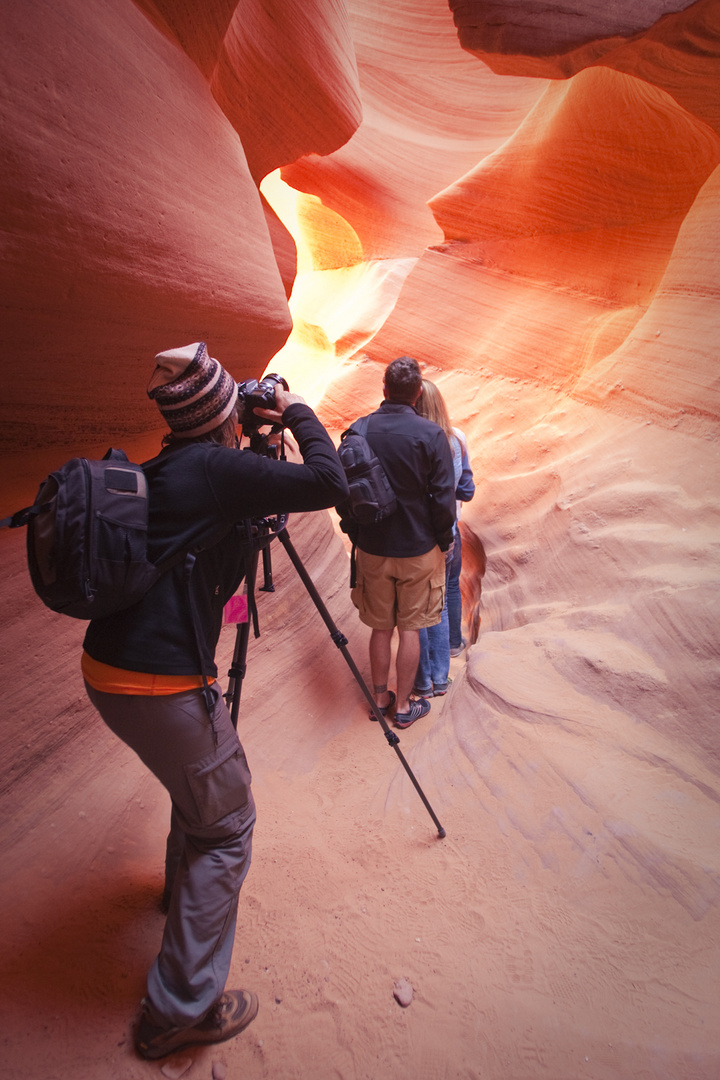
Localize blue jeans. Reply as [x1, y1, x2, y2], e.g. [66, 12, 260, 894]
[415, 551, 453, 692]
[416, 601, 451, 692]
[446, 530, 463, 650]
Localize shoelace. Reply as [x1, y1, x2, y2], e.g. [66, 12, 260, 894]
[200, 999, 228, 1028]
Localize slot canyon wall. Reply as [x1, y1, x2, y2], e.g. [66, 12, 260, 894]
[1, 2, 719, 1078]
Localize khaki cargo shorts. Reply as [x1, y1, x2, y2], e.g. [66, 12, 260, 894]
[351, 546, 445, 631]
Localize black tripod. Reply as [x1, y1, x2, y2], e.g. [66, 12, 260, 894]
[224, 514, 446, 839]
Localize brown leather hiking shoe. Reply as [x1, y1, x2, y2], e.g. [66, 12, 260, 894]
[135, 990, 259, 1060]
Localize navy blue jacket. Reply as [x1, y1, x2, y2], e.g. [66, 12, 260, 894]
[353, 401, 456, 558]
[83, 404, 349, 677]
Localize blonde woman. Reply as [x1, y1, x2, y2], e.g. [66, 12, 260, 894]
[414, 380, 475, 695]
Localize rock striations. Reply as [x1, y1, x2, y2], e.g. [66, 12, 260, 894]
[1, 3, 719, 1079]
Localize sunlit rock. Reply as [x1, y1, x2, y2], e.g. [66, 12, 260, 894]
[210, 0, 362, 184]
[429, 67, 720, 304]
[1, 3, 720, 1077]
[0, 0, 364, 456]
[576, 163, 720, 425]
[282, 2, 546, 260]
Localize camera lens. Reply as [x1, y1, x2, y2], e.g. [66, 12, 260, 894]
[236, 374, 288, 429]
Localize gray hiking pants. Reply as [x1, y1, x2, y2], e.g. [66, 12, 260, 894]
[85, 682, 255, 1028]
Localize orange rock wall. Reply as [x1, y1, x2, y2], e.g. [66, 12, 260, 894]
[281, 3, 546, 260]
[1, 5, 720, 1074]
[272, 0, 720, 798]
[2, 0, 718, 753]
[0, 0, 361, 456]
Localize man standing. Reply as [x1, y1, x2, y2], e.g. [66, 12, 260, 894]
[82, 342, 349, 1059]
[347, 356, 456, 728]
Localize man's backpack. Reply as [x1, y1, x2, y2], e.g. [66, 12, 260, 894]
[1, 448, 178, 620]
[335, 415, 397, 526]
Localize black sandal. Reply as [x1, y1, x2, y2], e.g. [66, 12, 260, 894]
[369, 690, 396, 721]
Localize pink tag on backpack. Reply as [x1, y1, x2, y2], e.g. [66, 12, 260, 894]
[223, 589, 248, 624]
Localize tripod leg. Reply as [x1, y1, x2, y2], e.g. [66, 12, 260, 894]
[226, 621, 251, 730]
[274, 527, 446, 839]
[225, 545, 261, 729]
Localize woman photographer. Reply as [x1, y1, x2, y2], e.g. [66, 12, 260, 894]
[82, 342, 348, 1059]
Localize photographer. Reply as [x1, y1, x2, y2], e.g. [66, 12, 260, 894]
[81, 342, 349, 1059]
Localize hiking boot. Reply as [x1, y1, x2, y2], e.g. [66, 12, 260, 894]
[411, 685, 433, 698]
[432, 677, 453, 697]
[135, 990, 259, 1060]
[450, 637, 467, 658]
[394, 696, 431, 729]
[412, 676, 452, 698]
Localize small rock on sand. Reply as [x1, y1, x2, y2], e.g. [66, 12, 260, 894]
[161, 1058, 193, 1079]
[393, 978, 413, 1007]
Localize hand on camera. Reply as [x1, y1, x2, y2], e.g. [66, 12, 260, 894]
[253, 388, 306, 424]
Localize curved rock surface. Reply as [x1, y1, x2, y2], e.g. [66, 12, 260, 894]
[450, 0, 720, 127]
[449, 1, 698, 58]
[282, 3, 546, 260]
[1, 3, 719, 1079]
[0, 0, 361, 454]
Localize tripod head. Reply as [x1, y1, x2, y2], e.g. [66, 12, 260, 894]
[243, 512, 288, 555]
[236, 413, 289, 553]
[241, 425, 286, 458]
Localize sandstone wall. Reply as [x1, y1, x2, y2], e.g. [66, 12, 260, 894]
[1, 3, 719, 1077]
[0, 0, 361, 456]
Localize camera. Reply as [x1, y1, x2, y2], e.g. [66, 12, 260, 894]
[236, 373, 289, 430]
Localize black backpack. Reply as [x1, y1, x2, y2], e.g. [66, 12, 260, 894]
[336, 415, 397, 526]
[1, 448, 181, 620]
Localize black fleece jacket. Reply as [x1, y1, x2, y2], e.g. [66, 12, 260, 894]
[353, 401, 456, 558]
[83, 403, 349, 677]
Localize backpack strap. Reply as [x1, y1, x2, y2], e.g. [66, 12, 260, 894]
[181, 520, 257, 737]
[340, 413, 371, 442]
[341, 413, 373, 591]
[182, 551, 219, 739]
[350, 414, 369, 438]
[102, 447, 130, 463]
[0, 504, 46, 529]
[1, 448, 133, 530]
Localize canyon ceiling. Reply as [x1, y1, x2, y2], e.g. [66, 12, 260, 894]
[1, 2, 720, 1077]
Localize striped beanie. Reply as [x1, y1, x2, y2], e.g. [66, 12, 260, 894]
[147, 342, 238, 438]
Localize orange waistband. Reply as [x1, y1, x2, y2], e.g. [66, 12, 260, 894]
[81, 651, 215, 696]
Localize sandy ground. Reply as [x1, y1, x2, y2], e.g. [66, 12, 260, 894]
[1, 383, 720, 1079]
[1, 505, 718, 1080]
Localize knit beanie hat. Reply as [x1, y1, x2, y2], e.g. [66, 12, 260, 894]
[147, 342, 238, 438]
